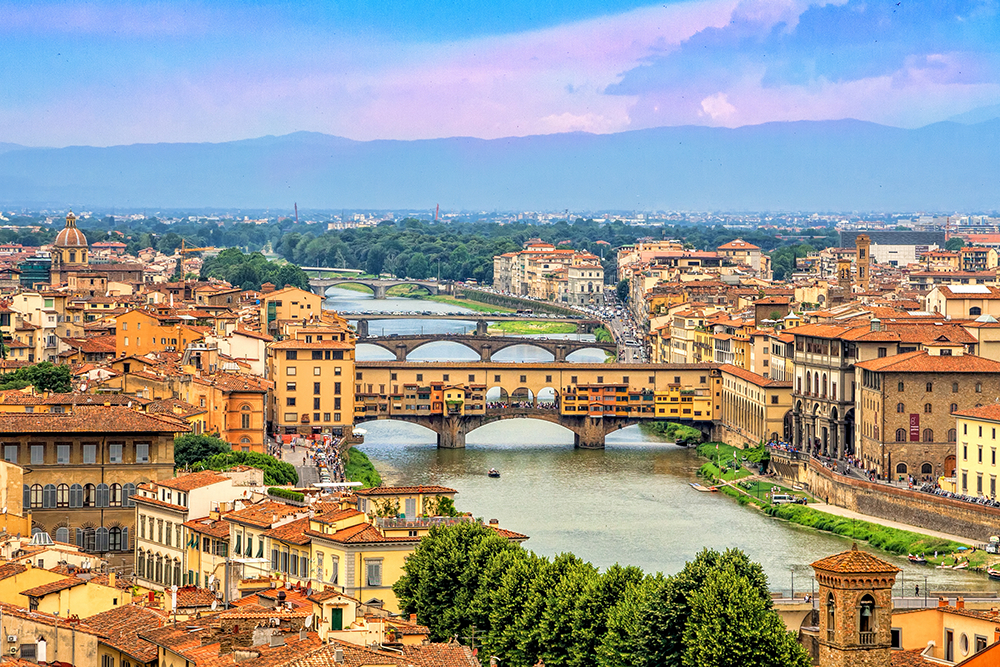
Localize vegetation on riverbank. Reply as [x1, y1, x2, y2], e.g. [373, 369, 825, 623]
[200, 248, 309, 290]
[640, 422, 703, 446]
[192, 451, 298, 486]
[345, 447, 382, 488]
[487, 321, 577, 335]
[594, 327, 612, 342]
[421, 294, 515, 313]
[765, 504, 968, 556]
[394, 522, 810, 667]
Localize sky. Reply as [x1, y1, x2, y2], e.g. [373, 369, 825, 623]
[2, 0, 1000, 147]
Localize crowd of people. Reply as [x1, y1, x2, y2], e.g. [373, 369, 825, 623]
[919, 482, 1000, 508]
[485, 400, 559, 410]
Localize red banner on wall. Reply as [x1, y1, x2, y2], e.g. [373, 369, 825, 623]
[910, 414, 920, 442]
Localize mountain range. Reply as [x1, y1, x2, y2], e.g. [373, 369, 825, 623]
[1, 119, 998, 212]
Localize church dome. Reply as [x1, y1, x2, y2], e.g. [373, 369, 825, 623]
[54, 211, 88, 248]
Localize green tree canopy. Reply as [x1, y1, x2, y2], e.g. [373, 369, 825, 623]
[192, 451, 298, 485]
[174, 434, 230, 468]
[946, 237, 965, 251]
[0, 362, 72, 393]
[616, 278, 629, 302]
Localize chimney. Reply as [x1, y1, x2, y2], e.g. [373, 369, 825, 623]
[108, 572, 116, 588]
[870, 318, 881, 333]
[938, 597, 949, 608]
[410, 613, 417, 623]
[269, 633, 285, 648]
[333, 647, 344, 663]
[956, 597, 965, 609]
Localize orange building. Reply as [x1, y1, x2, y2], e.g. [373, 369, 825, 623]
[115, 307, 207, 356]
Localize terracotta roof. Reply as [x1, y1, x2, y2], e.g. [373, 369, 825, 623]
[308, 523, 415, 545]
[855, 350, 1000, 374]
[21, 576, 87, 597]
[353, 485, 457, 497]
[0, 563, 26, 581]
[83, 605, 167, 663]
[890, 648, 937, 666]
[811, 544, 899, 574]
[269, 340, 354, 350]
[953, 403, 1000, 422]
[183, 516, 232, 539]
[0, 405, 186, 433]
[281, 641, 479, 667]
[262, 517, 312, 546]
[719, 364, 792, 388]
[224, 500, 306, 528]
[176, 586, 219, 608]
[159, 470, 230, 492]
[0, 602, 105, 636]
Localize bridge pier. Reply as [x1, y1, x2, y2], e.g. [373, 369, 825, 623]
[437, 416, 467, 449]
[476, 320, 489, 336]
[573, 417, 607, 449]
[479, 344, 492, 361]
[554, 345, 567, 362]
[395, 345, 408, 362]
[312, 284, 328, 297]
[355, 319, 369, 338]
[373, 284, 387, 299]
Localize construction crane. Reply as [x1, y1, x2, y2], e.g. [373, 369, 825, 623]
[177, 239, 217, 277]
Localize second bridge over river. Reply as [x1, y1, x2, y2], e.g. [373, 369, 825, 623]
[356, 333, 616, 362]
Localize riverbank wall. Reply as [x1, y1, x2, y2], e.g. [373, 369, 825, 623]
[771, 450, 1000, 542]
[455, 288, 581, 317]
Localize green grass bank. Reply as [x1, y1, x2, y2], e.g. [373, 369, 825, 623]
[487, 321, 577, 335]
[345, 447, 382, 488]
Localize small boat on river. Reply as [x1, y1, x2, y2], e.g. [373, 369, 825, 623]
[689, 482, 717, 492]
[987, 567, 1000, 581]
[907, 554, 927, 564]
[488, 469, 500, 478]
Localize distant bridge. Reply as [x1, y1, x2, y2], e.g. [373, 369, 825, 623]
[356, 333, 615, 361]
[352, 316, 602, 337]
[310, 278, 440, 299]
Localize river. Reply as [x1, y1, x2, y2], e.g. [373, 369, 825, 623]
[326, 287, 996, 595]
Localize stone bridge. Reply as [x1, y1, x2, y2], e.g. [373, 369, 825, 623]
[310, 278, 440, 299]
[356, 333, 616, 361]
[355, 407, 710, 449]
[353, 316, 602, 337]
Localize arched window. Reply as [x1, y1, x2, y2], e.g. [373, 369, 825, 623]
[977, 383, 983, 393]
[950, 403, 958, 413]
[54, 527, 69, 543]
[897, 403, 905, 413]
[155, 556, 163, 583]
[952, 382, 959, 393]
[137, 550, 145, 577]
[240, 437, 250, 443]
[926, 382, 933, 392]
[146, 552, 154, 581]
[807, 373, 812, 394]
[83, 484, 96, 507]
[921, 463, 933, 475]
[896, 463, 908, 474]
[827, 593, 836, 634]
[241, 404, 252, 430]
[109, 483, 122, 508]
[56, 484, 69, 508]
[96, 483, 109, 508]
[69, 484, 83, 508]
[822, 373, 828, 396]
[971, 306, 982, 316]
[948, 428, 957, 442]
[174, 559, 182, 586]
[109, 527, 122, 552]
[30, 484, 43, 509]
[96, 526, 109, 552]
[895, 428, 906, 442]
[923, 428, 934, 443]
[924, 403, 932, 414]
[42, 484, 57, 509]
[859, 594, 876, 634]
[898, 381, 904, 392]
[123, 483, 136, 507]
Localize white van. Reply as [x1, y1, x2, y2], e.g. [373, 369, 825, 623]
[771, 494, 795, 505]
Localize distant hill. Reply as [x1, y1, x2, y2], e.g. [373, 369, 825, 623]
[0, 120, 998, 211]
[947, 104, 1000, 125]
[0, 143, 26, 155]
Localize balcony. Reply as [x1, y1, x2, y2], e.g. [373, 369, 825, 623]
[858, 631, 876, 646]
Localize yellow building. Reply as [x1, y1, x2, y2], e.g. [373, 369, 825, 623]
[354, 485, 458, 519]
[269, 323, 356, 436]
[21, 570, 126, 617]
[260, 285, 323, 333]
[115, 307, 207, 357]
[892, 600, 1000, 663]
[954, 404, 1000, 499]
[718, 365, 793, 448]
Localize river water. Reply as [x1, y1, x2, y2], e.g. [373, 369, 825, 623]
[326, 288, 995, 594]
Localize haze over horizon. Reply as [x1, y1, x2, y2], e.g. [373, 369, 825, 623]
[3, 0, 1000, 148]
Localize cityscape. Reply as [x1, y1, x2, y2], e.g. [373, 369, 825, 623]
[3, 1, 1000, 666]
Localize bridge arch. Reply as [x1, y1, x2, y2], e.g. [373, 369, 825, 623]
[319, 281, 377, 295]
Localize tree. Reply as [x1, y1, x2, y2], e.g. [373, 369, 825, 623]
[946, 237, 965, 251]
[683, 568, 811, 667]
[407, 252, 430, 279]
[616, 278, 629, 302]
[597, 574, 665, 667]
[192, 451, 298, 485]
[174, 434, 230, 468]
[0, 362, 72, 393]
[570, 564, 645, 667]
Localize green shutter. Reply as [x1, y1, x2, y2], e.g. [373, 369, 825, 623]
[331, 607, 343, 631]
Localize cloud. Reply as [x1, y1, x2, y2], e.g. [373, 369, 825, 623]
[699, 92, 737, 120]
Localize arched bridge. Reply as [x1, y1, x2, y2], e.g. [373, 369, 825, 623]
[310, 278, 440, 299]
[353, 317, 603, 337]
[356, 334, 616, 361]
[355, 407, 713, 449]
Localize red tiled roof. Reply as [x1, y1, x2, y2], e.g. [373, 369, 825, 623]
[262, 517, 312, 546]
[719, 364, 792, 388]
[21, 577, 87, 597]
[83, 605, 167, 663]
[159, 470, 230, 492]
[353, 485, 457, 497]
[855, 350, 1000, 374]
[183, 516, 232, 539]
[954, 404, 1000, 422]
[224, 501, 306, 528]
[811, 544, 899, 574]
[0, 405, 186, 434]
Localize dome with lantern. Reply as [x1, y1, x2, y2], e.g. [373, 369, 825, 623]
[54, 211, 88, 248]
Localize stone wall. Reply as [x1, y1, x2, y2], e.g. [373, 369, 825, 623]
[806, 460, 1000, 542]
[455, 288, 581, 316]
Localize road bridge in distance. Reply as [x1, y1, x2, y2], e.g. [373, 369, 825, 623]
[309, 277, 440, 299]
[356, 333, 616, 361]
[350, 315, 603, 337]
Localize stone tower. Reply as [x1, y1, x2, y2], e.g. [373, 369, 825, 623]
[811, 544, 899, 667]
[855, 234, 871, 292]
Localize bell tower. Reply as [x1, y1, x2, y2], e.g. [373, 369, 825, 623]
[855, 235, 871, 292]
[811, 544, 899, 667]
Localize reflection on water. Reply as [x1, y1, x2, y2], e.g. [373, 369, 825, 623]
[358, 419, 996, 594]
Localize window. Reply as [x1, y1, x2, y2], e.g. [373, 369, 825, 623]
[896, 463, 907, 474]
[896, 403, 904, 413]
[971, 306, 982, 316]
[31, 445, 44, 465]
[977, 382, 983, 393]
[922, 428, 934, 443]
[110, 483, 122, 507]
[895, 428, 906, 442]
[83, 444, 96, 464]
[366, 559, 383, 586]
[109, 444, 123, 463]
[30, 484, 42, 508]
[878, 347, 887, 358]
[330, 555, 339, 584]
[56, 483, 69, 507]
[287, 366, 297, 376]
[284, 412, 297, 422]
[83, 483, 96, 507]
[3, 445, 16, 463]
[924, 403, 932, 414]
[953, 382, 959, 393]
[949, 428, 957, 442]
[416, 374, 423, 382]
[285, 350, 298, 360]
[951, 403, 958, 413]
[898, 381, 904, 392]
[286, 396, 296, 406]
[136, 443, 149, 463]
[241, 412, 251, 429]
[891, 628, 902, 650]
[314, 366, 321, 376]
[314, 382, 321, 394]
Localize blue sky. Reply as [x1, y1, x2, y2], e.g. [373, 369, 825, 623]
[2, 0, 999, 146]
